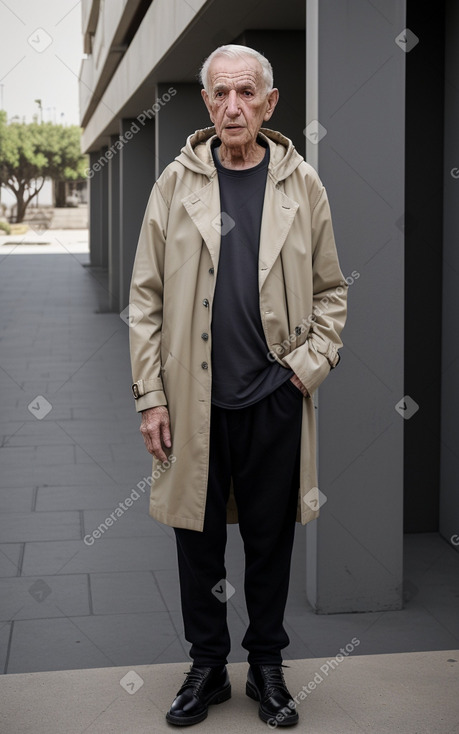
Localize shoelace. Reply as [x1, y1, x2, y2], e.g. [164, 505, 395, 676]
[259, 665, 289, 697]
[177, 667, 212, 695]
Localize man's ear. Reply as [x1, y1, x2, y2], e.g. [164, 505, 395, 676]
[263, 88, 279, 122]
[201, 89, 214, 123]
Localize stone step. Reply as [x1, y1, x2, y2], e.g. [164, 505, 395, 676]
[0, 651, 457, 734]
[50, 206, 88, 229]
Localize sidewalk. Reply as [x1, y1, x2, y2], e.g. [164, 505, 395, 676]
[0, 230, 458, 681]
[1, 651, 458, 733]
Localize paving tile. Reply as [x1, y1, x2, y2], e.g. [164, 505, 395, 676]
[36, 485, 149, 512]
[0, 544, 22, 577]
[7, 612, 184, 673]
[282, 620, 317, 661]
[404, 578, 459, 642]
[50, 419, 130, 438]
[22, 536, 178, 576]
[6, 616, 113, 673]
[83, 508, 161, 539]
[0, 445, 76, 465]
[0, 621, 11, 673]
[0, 487, 34, 513]
[153, 570, 181, 613]
[74, 443, 116, 464]
[76, 612, 187, 668]
[107, 441, 153, 463]
[0, 421, 74, 447]
[92, 461, 154, 485]
[90, 572, 167, 615]
[0, 511, 81, 543]
[0, 574, 90, 621]
[285, 604, 459, 659]
[146, 634, 191, 665]
[0, 462, 117, 488]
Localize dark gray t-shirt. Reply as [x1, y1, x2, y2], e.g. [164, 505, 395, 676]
[210, 139, 293, 409]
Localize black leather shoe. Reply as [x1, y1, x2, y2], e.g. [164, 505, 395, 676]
[166, 665, 231, 726]
[246, 664, 299, 727]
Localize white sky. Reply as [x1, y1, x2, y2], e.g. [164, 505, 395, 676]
[0, 0, 84, 125]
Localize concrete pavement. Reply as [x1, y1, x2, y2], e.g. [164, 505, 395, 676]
[1, 650, 458, 733]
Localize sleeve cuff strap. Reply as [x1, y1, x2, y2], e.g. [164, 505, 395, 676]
[131, 377, 164, 398]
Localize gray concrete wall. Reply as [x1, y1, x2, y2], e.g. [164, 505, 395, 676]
[156, 84, 207, 177]
[305, 0, 406, 612]
[119, 117, 156, 310]
[108, 134, 121, 312]
[440, 0, 459, 550]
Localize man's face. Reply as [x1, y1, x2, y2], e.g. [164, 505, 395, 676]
[201, 55, 278, 149]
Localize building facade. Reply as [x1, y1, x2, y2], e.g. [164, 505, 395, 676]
[79, 0, 459, 613]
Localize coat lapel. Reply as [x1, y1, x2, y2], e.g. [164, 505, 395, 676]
[181, 177, 222, 269]
[258, 180, 299, 291]
[181, 171, 299, 284]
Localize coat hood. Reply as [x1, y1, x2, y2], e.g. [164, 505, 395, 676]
[175, 126, 304, 183]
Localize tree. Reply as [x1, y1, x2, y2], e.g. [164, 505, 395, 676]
[0, 112, 87, 222]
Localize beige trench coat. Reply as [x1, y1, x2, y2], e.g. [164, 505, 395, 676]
[129, 127, 347, 531]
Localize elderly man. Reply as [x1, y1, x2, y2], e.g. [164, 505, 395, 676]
[129, 44, 347, 727]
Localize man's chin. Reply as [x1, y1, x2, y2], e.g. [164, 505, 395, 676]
[220, 129, 251, 146]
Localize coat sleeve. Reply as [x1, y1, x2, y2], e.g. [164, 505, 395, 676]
[128, 181, 169, 412]
[283, 184, 348, 397]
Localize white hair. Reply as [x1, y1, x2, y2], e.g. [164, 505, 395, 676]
[199, 44, 274, 95]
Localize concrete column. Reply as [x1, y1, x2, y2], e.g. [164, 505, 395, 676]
[440, 0, 459, 550]
[88, 148, 109, 269]
[88, 150, 103, 267]
[155, 83, 207, 178]
[100, 148, 109, 270]
[403, 1, 444, 533]
[305, 0, 406, 612]
[119, 117, 156, 310]
[108, 135, 121, 311]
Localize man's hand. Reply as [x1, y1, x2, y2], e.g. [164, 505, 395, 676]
[140, 406, 171, 462]
[290, 374, 310, 398]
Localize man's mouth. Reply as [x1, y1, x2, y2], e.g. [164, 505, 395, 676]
[225, 124, 243, 129]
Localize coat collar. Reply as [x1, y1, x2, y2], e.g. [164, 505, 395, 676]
[175, 126, 304, 184]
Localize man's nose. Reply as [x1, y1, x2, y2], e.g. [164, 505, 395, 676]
[226, 90, 239, 116]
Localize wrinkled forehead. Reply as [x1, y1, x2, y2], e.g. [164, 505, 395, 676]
[208, 55, 264, 90]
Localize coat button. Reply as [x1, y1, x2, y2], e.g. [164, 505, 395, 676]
[295, 326, 302, 335]
[209, 267, 214, 275]
[201, 361, 208, 369]
[202, 298, 209, 307]
[201, 333, 209, 341]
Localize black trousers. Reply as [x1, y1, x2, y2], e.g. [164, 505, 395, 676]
[173, 378, 303, 667]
